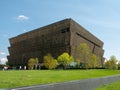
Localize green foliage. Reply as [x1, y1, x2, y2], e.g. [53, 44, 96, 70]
[76, 59, 81, 68]
[104, 60, 111, 69]
[77, 43, 92, 69]
[44, 54, 58, 69]
[95, 81, 120, 90]
[57, 52, 74, 69]
[34, 58, 39, 64]
[89, 54, 100, 68]
[5, 61, 9, 65]
[110, 56, 118, 69]
[104, 55, 118, 70]
[118, 61, 120, 69]
[28, 58, 39, 70]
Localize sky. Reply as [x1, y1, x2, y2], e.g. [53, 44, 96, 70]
[1, 0, 120, 64]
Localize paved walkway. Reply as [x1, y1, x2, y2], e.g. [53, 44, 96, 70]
[11, 74, 120, 90]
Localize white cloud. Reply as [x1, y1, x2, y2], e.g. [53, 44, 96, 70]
[23, 29, 27, 32]
[0, 52, 6, 55]
[0, 58, 7, 64]
[17, 15, 29, 20]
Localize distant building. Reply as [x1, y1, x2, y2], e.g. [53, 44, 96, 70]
[7, 18, 104, 67]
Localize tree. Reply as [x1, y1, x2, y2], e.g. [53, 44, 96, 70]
[28, 58, 39, 70]
[57, 52, 74, 69]
[104, 60, 111, 69]
[118, 61, 120, 69]
[34, 58, 39, 70]
[44, 54, 58, 69]
[89, 54, 100, 68]
[5, 61, 9, 65]
[77, 43, 92, 69]
[109, 55, 118, 69]
[76, 59, 81, 68]
[104, 55, 118, 70]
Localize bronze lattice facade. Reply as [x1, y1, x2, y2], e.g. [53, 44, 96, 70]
[7, 18, 104, 66]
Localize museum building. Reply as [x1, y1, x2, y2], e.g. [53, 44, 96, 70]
[7, 18, 104, 66]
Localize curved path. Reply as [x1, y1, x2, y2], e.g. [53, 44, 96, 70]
[11, 75, 120, 90]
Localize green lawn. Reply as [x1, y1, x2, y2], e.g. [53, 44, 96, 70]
[0, 69, 120, 89]
[95, 81, 120, 90]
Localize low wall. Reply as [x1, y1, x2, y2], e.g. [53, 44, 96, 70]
[12, 75, 120, 90]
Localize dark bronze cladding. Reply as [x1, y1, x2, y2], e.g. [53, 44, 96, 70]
[7, 18, 104, 66]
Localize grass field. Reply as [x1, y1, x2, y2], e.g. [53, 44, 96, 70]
[0, 69, 120, 89]
[95, 81, 120, 90]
